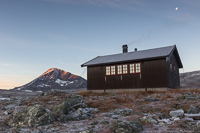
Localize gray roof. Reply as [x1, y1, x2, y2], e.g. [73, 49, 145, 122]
[81, 45, 183, 68]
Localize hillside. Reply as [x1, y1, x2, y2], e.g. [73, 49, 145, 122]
[180, 70, 200, 88]
[13, 68, 87, 92]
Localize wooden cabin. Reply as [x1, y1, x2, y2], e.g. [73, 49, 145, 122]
[81, 45, 183, 92]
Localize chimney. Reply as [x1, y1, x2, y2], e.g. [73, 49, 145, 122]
[122, 44, 128, 53]
[134, 48, 137, 52]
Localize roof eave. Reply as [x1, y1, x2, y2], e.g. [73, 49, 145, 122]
[82, 56, 168, 67]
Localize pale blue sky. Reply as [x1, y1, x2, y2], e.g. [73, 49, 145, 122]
[0, 0, 200, 89]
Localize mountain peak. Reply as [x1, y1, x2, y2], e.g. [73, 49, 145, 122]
[13, 68, 86, 92]
[40, 68, 69, 78]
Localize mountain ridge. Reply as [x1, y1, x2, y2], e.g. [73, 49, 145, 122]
[180, 70, 200, 88]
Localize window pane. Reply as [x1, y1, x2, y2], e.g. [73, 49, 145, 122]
[111, 66, 115, 75]
[135, 63, 141, 73]
[106, 66, 110, 75]
[117, 65, 122, 74]
[170, 64, 173, 71]
[130, 64, 135, 73]
[123, 64, 127, 74]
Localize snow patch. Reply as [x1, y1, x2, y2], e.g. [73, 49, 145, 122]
[55, 79, 74, 86]
[17, 87, 22, 90]
[37, 84, 51, 87]
[22, 90, 33, 92]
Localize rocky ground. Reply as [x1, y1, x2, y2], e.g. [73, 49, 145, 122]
[1, 89, 200, 133]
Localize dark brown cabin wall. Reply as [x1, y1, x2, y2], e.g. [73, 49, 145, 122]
[141, 59, 168, 88]
[87, 59, 168, 90]
[87, 66, 105, 90]
[166, 52, 180, 88]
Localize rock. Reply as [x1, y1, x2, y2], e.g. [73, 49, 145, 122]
[4, 98, 23, 110]
[111, 115, 120, 119]
[72, 103, 87, 110]
[187, 105, 199, 114]
[196, 121, 200, 129]
[52, 101, 71, 119]
[183, 117, 193, 122]
[174, 117, 180, 121]
[186, 96, 197, 100]
[4, 111, 11, 115]
[183, 91, 198, 100]
[107, 108, 133, 119]
[52, 94, 87, 120]
[6, 104, 55, 127]
[113, 120, 143, 133]
[0, 98, 10, 101]
[157, 119, 171, 124]
[65, 108, 98, 121]
[169, 109, 184, 118]
[184, 113, 200, 120]
[177, 92, 198, 101]
[112, 108, 133, 116]
[145, 97, 159, 102]
[141, 116, 158, 124]
[183, 91, 193, 96]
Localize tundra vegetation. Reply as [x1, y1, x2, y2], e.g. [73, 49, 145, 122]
[1, 88, 200, 132]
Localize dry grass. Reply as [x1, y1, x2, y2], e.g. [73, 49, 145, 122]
[77, 90, 108, 96]
[77, 89, 200, 119]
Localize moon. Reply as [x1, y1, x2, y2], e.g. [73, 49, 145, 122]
[175, 7, 178, 11]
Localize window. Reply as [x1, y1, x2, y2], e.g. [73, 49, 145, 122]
[174, 66, 176, 71]
[111, 66, 115, 75]
[117, 65, 122, 74]
[130, 64, 135, 73]
[123, 64, 128, 74]
[170, 64, 173, 71]
[106, 66, 110, 75]
[135, 63, 141, 73]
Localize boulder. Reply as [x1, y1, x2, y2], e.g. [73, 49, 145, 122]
[187, 105, 199, 114]
[112, 108, 133, 116]
[6, 104, 55, 127]
[65, 108, 98, 121]
[52, 94, 87, 120]
[183, 117, 193, 122]
[52, 94, 98, 122]
[184, 113, 200, 120]
[113, 120, 143, 133]
[169, 109, 184, 118]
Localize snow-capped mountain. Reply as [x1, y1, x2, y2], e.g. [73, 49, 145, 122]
[13, 68, 87, 92]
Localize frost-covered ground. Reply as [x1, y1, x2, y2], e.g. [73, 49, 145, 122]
[1, 89, 200, 132]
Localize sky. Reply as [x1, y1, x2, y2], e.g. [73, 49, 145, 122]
[0, 0, 200, 89]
